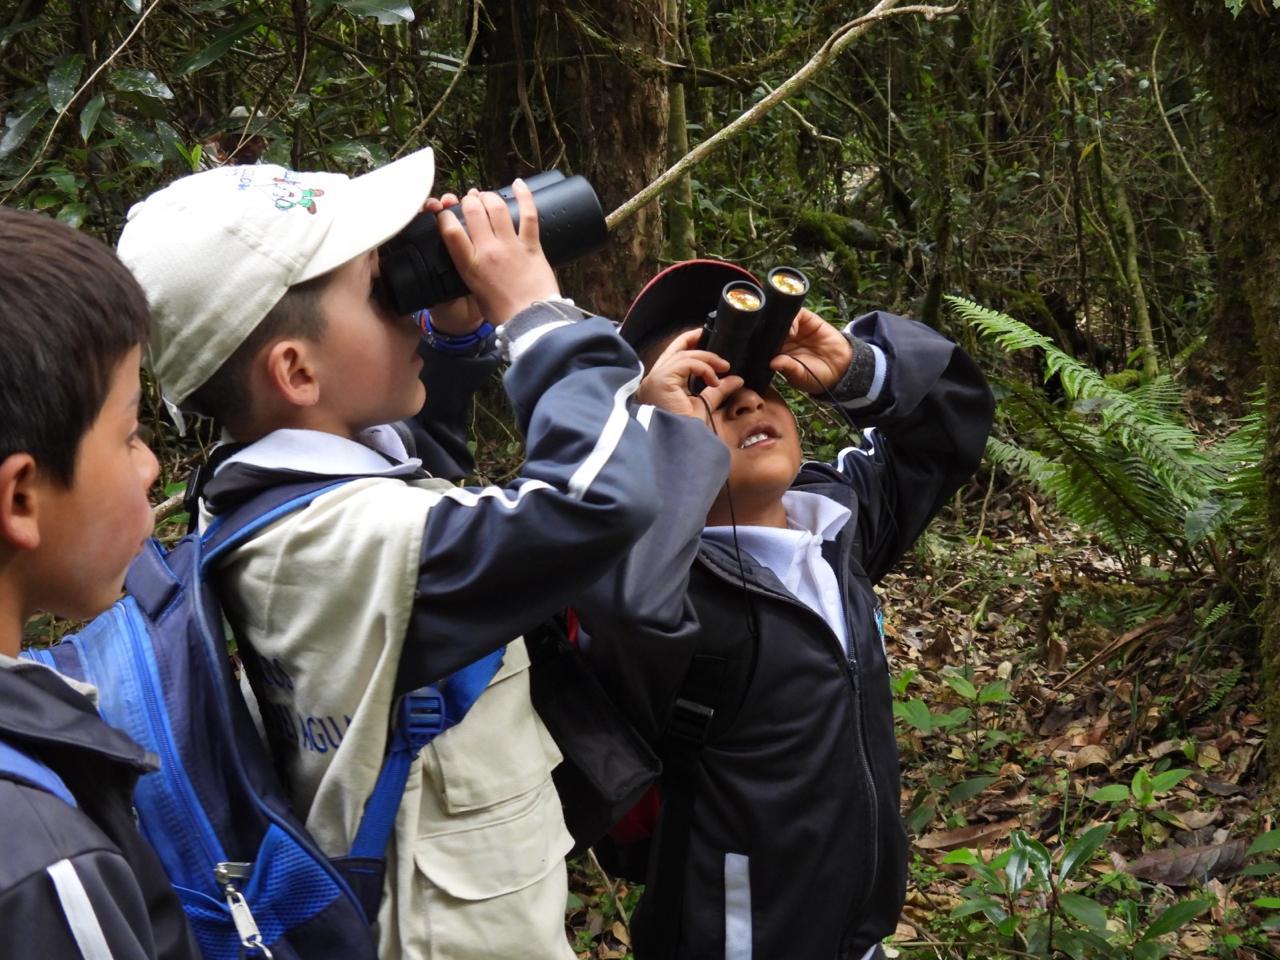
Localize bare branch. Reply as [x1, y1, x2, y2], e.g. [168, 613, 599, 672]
[606, 2, 958, 231]
[393, 0, 482, 160]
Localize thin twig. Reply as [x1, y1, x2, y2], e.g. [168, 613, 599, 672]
[606, 2, 958, 230]
[2, 0, 164, 203]
[153, 492, 186, 524]
[587, 847, 630, 927]
[392, 0, 481, 160]
[1149, 26, 1217, 220]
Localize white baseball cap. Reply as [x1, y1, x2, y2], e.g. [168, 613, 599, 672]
[117, 146, 435, 409]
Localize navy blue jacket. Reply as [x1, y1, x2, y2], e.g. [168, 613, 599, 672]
[0, 661, 200, 960]
[576, 312, 994, 959]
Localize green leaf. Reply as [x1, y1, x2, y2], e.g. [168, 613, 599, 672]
[1131, 767, 1154, 805]
[1011, 830, 1053, 885]
[0, 98, 49, 160]
[102, 115, 164, 165]
[1150, 768, 1193, 794]
[1005, 842, 1031, 895]
[1088, 784, 1131, 803]
[337, 0, 415, 24]
[934, 706, 972, 729]
[122, 0, 141, 11]
[943, 671, 978, 700]
[325, 139, 390, 168]
[109, 69, 173, 100]
[47, 54, 85, 113]
[893, 698, 933, 733]
[1139, 898, 1211, 941]
[1242, 861, 1280, 876]
[1252, 896, 1280, 909]
[978, 680, 1012, 704]
[1058, 892, 1109, 932]
[948, 775, 998, 805]
[1247, 830, 1280, 857]
[79, 93, 106, 141]
[1133, 942, 1174, 960]
[1059, 823, 1112, 882]
[56, 202, 88, 227]
[175, 17, 266, 75]
[951, 895, 1002, 918]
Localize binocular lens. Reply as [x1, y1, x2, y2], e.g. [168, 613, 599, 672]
[724, 286, 763, 311]
[769, 269, 807, 296]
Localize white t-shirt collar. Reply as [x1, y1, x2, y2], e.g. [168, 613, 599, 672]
[215, 424, 422, 479]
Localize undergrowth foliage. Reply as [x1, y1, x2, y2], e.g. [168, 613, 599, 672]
[950, 296, 1262, 598]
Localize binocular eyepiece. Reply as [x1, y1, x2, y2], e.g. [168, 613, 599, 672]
[697, 266, 810, 394]
[378, 170, 609, 314]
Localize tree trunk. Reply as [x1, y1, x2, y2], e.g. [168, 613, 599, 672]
[664, 0, 696, 261]
[1166, 1, 1280, 779]
[478, 0, 669, 319]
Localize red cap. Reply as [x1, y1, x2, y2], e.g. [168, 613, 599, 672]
[619, 259, 759, 352]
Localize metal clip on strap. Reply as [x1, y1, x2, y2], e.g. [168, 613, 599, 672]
[215, 862, 274, 959]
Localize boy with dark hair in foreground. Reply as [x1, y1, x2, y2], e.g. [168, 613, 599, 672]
[575, 261, 995, 960]
[0, 208, 199, 959]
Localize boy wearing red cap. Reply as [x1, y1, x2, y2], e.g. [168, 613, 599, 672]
[575, 261, 994, 960]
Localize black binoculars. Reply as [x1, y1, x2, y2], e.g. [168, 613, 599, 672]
[378, 170, 609, 314]
[697, 267, 810, 394]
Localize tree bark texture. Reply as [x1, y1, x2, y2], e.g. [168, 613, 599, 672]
[478, 0, 668, 319]
[1166, 1, 1280, 780]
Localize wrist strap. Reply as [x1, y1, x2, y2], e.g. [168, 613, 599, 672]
[418, 310, 494, 355]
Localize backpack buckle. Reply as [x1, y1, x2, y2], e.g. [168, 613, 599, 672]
[667, 698, 715, 746]
[397, 688, 446, 750]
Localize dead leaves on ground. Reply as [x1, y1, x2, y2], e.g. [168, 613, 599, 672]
[878, 489, 1277, 956]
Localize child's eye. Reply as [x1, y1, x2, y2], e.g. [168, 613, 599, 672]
[130, 424, 153, 446]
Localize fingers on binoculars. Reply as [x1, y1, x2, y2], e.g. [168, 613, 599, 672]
[510, 178, 540, 248]
[657, 329, 726, 365]
[699, 375, 745, 410]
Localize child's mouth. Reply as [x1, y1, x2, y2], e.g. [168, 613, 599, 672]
[739, 429, 777, 450]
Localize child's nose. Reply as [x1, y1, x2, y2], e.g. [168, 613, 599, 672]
[726, 387, 766, 418]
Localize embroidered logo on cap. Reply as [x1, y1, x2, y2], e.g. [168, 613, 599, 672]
[234, 168, 325, 215]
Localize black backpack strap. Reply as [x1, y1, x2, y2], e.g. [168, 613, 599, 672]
[644, 652, 728, 956]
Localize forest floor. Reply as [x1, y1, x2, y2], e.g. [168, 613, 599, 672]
[565, 478, 1280, 960]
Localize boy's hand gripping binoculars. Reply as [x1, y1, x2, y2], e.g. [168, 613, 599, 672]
[696, 267, 810, 395]
[378, 170, 609, 314]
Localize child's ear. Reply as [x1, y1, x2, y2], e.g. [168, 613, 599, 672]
[0, 453, 43, 551]
[262, 338, 320, 408]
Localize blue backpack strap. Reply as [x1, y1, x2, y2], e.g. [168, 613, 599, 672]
[201, 479, 353, 564]
[0, 738, 77, 807]
[348, 646, 506, 860]
[198, 477, 508, 870]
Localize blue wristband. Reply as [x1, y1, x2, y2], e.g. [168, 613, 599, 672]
[418, 310, 495, 356]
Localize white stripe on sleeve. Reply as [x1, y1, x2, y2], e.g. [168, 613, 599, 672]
[567, 370, 643, 500]
[47, 859, 115, 960]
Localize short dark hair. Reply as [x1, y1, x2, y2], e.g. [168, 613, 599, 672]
[0, 208, 151, 486]
[186, 273, 331, 429]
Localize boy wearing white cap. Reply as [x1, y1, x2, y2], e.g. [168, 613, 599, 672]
[116, 149, 662, 959]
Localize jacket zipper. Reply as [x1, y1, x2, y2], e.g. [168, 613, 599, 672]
[123, 602, 229, 886]
[700, 555, 882, 917]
